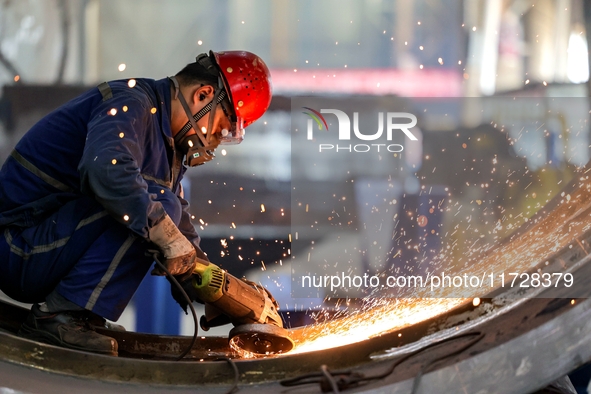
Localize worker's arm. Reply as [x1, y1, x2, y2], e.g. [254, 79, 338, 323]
[79, 91, 195, 276]
[79, 94, 162, 236]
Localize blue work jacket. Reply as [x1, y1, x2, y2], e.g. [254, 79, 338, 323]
[0, 78, 200, 245]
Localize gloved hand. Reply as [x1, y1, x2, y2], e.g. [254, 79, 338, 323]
[148, 214, 196, 277]
[168, 274, 204, 314]
[169, 245, 209, 313]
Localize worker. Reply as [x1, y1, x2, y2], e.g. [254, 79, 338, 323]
[0, 50, 272, 356]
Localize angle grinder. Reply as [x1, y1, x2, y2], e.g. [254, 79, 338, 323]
[180, 256, 294, 355]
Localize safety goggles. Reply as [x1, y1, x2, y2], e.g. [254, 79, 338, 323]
[218, 98, 245, 145]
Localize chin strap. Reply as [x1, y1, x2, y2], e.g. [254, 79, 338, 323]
[206, 81, 223, 144]
[169, 76, 226, 149]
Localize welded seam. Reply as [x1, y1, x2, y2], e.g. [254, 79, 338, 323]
[85, 234, 135, 310]
[10, 150, 74, 193]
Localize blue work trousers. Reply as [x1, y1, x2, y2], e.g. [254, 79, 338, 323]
[0, 185, 182, 321]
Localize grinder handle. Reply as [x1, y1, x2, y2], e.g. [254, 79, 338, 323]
[192, 255, 212, 276]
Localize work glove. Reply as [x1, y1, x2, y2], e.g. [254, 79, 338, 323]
[169, 245, 209, 313]
[148, 214, 196, 277]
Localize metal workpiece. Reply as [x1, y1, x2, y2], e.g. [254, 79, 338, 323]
[2, 214, 591, 392]
[1, 246, 591, 392]
[0, 276, 590, 393]
[2, 174, 591, 392]
[349, 297, 591, 394]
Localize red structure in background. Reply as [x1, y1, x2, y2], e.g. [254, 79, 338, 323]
[270, 69, 463, 97]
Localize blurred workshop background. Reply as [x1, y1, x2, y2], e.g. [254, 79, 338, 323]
[0, 0, 589, 362]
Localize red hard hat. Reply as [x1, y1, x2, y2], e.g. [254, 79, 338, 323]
[212, 50, 272, 127]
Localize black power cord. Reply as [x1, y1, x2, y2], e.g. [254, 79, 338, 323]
[280, 331, 485, 393]
[150, 252, 241, 394]
[151, 251, 199, 361]
[217, 356, 240, 394]
[408, 332, 485, 394]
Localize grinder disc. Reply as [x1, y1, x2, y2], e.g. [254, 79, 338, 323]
[229, 324, 294, 355]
